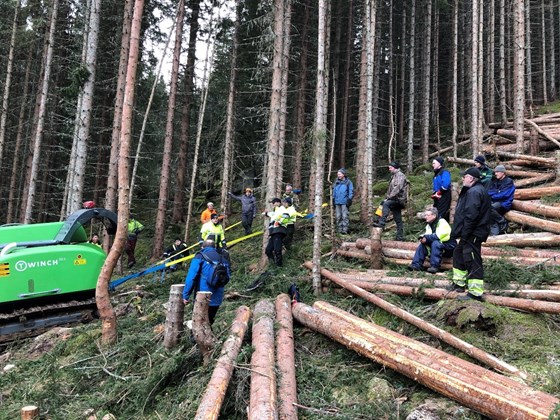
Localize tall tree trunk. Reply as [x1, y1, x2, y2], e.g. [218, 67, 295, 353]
[470, 0, 480, 155]
[172, 0, 201, 223]
[24, 0, 59, 223]
[0, 0, 20, 169]
[67, 0, 102, 214]
[451, 0, 458, 157]
[513, 0, 525, 154]
[525, 0, 534, 115]
[487, 0, 496, 123]
[547, 0, 556, 100]
[430, 2, 440, 149]
[219, 0, 242, 222]
[406, 0, 416, 172]
[421, 0, 432, 163]
[499, 0, 507, 123]
[105, 0, 133, 212]
[152, 0, 186, 259]
[97, 0, 145, 346]
[312, 0, 330, 295]
[338, 0, 353, 169]
[292, 0, 310, 191]
[398, 5, 406, 148]
[541, 0, 548, 104]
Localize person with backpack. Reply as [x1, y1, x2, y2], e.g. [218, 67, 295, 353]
[373, 161, 408, 241]
[332, 168, 354, 234]
[182, 240, 231, 325]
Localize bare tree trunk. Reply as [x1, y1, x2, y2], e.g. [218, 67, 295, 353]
[513, 0, 525, 154]
[338, 0, 353, 168]
[421, 0, 432, 163]
[406, 0, 416, 172]
[153, 0, 185, 259]
[541, 0, 548, 104]
[163, 284, 185, 349]
[451, 0, 458, 157]
[292, 0, 310, 190]
[105, 0, 133, 212]
[172, 0, 201, 223]
[470, 0, 480, 155]
[219, 0, 242, 223]
[193, 292, 216, 365]
[547, 0, 556, 100]
[311, 0, 330, 295]
[97, 0, 145, 346]
[525, 0, 534, 116]
[431, 3, 440, 149]
[487, 0, 496, 123]
[24, 0, 59, 223]
[397, 5, 406, 148]
[499, 0, 507, 124]
[0, 0, 20, 169]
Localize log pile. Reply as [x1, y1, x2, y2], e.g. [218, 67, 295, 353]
[292, 301, 560, 419]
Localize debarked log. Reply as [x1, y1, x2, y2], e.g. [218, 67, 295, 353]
[514, 185, 560, 200]
[302, 262, 526, 378]
[163, 284, 185, 349]
[275, 294, 298, 420]
[494, 150, 556, 166]
[486, 231, 560, 247]
[291, 302, 559, 419]
[249, 300, 277, 420]
[193, 292, 216, 366]
[505, 210, 560, 234]
[511, 200, 560, 219]
[195, 306, 252, 420]
[514, 173, 556, 188]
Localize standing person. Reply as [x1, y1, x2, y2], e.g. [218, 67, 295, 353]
[228, 188, 257, 234]
[264, 197, 289, 266]
[332, 168, 354, 234]
[408, 208, 456, 273]
[488, 165, 515, 236]
[449, 167, 491, 301]
[126, 217, 145, 268]
[431, 157, 452, 221]
[163, 237, 188, 271]
[473, 155, 494, 187]
[283, 183, 301, 209]
[373, 161, 408, 241]
[281, 197, 297, 250]
[200, 213, 227, 250]
[200, 202, 218, 224]
[182, 240, 231, 325]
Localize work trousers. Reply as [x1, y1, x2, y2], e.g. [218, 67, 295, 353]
[434, 190, 451, 222]
[265, 232, 286, 266]
[412, 239, 456, 269]
[125, 236, 137, 267]
[335, 204, 349, 233]
[378, 199, 404, 240]
[284, 224, 295, 249]
[241, 212, 254, 234]
[452, 238, 484, 296]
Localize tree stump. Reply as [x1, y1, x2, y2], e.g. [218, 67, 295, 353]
[370, 227, 383, 269]
[193, 291, 215, 365]
[21, 406, 39, 419]
[163, 284, 185, 349]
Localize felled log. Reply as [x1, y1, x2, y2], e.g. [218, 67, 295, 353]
[511, 200, 560, 219]
[514, 185, 560, 200]
[21, 406, 39, 420]
[505, 210, 560, 234]
[514, 172, 556, 188]
[495, 150, 556, 167]
[303, 263, 526, 377]
[193, 292, 216, 365]
[524, 118, 560, 147]
[163, 284, 185, 349]
[486, 231, 560, 247]
[445, 156, 475, 166]
[506, 169, 549, 178]
[495, 128, 531, 139]
[428, 139, 471, 158]
[292, 302, 559, 419]
[195, 306, 251, 420]
[249, 300, 277, 420]
[275, 294, 297, 420]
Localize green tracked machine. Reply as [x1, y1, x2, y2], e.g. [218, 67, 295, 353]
[0, 208, 118, 342]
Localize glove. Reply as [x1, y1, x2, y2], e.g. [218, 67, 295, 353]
[346, 199, 352, 207]
[221, 241, 228, 250]
[431, 190, 442, 200]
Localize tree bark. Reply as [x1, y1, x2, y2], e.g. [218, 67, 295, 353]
[370, 226, 382, 269]
[275, 294, 297, 420]
[249, 300, 277, 420]
[504, 210, 560, 234]
[421, 0, 432, 163]
[195, 306, 251, 420]
[292, 302, 559, 418]
[406, 0, 416, 172]
[514, 186, 560, 200]
[514, 173, 556, 188]
[513, 0, 525, 153]
[163, 284, 185, 349]
[20, 406, 39, 420]
[193, 291, 216, 365]
[511, 200, 560, 219]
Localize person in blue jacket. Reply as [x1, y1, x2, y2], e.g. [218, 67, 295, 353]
[332, 168, 354, 234]
[488, 165, 515, 236]
[431, 157, 452, 221]
[182, 240, 231, 324]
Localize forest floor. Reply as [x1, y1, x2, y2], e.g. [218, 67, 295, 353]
[2, 150, 560, 418]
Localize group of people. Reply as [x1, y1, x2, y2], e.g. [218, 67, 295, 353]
[410, 156, 516, 301]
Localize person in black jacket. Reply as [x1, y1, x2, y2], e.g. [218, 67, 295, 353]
[449, 167, 491, 301]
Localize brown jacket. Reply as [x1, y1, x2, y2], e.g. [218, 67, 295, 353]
[386, 169, 408, 205]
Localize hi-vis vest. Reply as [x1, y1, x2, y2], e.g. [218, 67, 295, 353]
[201, 221, 225, 243]
[424, 218, 452, 242]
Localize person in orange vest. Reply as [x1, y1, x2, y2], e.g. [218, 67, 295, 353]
[200, 202, 224, 224]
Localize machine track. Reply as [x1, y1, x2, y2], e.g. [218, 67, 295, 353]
[0, 298, 97, 344]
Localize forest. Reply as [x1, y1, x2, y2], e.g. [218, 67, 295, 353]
[2, 0, 560, 418]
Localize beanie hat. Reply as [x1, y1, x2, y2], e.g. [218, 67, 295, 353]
[270, 197, 282, 204]
[282, 197, 292, 206]
[474, 155, 486, 165]
[388, 161, 400, 169]
[460, 167, 481, 179]
[433, 157, 444, 166]
[337, 168, 347, 175]
[210, 213, 219, 220]
[494, 165, 506, 173]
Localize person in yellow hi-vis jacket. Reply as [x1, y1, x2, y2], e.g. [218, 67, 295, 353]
[264, 198, 290, 266]
[200, 213, 227, 250]
[281, 197, 298, 250]
[408, 207, 456, 273]
[126, 218, 145, 268]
